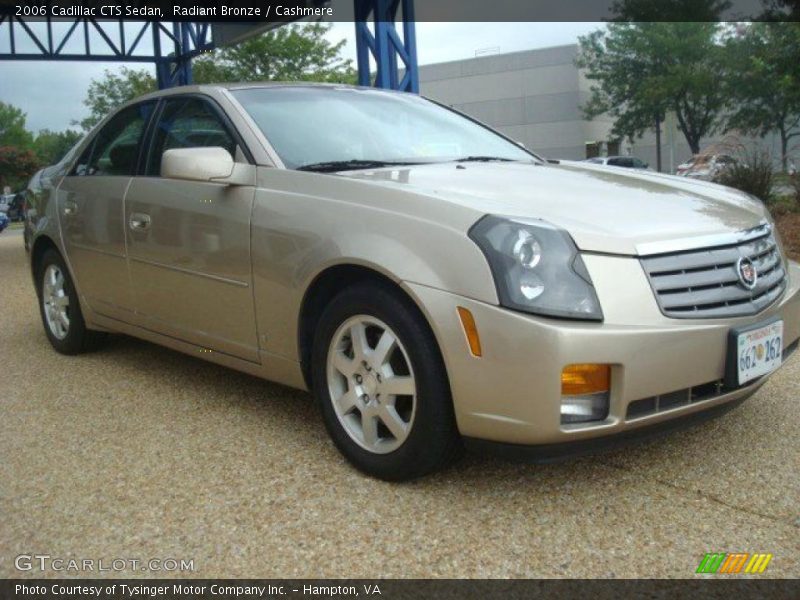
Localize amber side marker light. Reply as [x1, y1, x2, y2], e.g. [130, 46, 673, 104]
[456, 306, 482, 357]
[561, 364, 611, 424]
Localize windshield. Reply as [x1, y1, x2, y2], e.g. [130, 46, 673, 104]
[230, 86, 536, 170]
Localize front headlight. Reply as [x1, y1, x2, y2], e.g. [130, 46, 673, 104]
[469, 215, 603, 321]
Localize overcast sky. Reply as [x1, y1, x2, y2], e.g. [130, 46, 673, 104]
[0, 22, 601, 133]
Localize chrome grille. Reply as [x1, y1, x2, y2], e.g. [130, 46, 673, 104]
[640, 225, 787, 318]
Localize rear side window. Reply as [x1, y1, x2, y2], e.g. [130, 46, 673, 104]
[72, 102, 154, 176]
[146, 97, 237, 176]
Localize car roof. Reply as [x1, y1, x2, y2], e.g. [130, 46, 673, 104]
[132, 82, 396, 103]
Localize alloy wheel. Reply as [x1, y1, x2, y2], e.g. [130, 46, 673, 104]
[326, 315, 417, 454]
[42, 264, 70, 340]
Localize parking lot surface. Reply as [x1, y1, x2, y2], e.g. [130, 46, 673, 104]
[1, 232, 798, 578]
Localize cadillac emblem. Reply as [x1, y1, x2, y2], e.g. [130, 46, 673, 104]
[737, 257, 758, 290]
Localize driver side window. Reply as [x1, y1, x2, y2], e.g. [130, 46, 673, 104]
[146, 97, 237, 177]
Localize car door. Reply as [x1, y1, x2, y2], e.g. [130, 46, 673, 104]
[58, 101, 156, 321]
[124, 95, 259, 362]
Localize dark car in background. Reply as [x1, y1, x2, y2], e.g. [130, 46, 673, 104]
[0, 193, 13, 214]
[584, 156, 650, 170]
[6, 193, 26, 222]
[0, 192, 26, 221]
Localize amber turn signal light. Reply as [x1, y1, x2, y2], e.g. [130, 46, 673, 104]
[456, 306, 482, 357]
[561, 364, 610, 396]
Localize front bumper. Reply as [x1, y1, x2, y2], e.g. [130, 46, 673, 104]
[463, 389, 757, 462]
[405, 257, 800, 446]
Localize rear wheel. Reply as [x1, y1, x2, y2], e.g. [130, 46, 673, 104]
[36, 249, 105, 354]
[311, 282, 461, 480]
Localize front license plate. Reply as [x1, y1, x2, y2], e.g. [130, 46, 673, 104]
[735, 320, 783, 385]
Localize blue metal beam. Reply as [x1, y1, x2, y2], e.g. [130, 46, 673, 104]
[354, 0, 419, 93]
[155, 22, 198, 88]
[1, 8, 421, 93]
[0, 17, 214, 89]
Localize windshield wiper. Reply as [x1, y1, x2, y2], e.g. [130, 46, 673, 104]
[297, 159, 418, 173]
[452, 156, 517, 163]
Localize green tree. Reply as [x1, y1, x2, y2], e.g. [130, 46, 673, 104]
[0, 146, 40, 192]
[577, 22, 727, 169]
[78, 66, 156, 131]
[32, 129, 83, 165]
[193, 23, 356, 84]
[760, 0, 800, 21]
[609, 0, 731, 21]
[723, 22, 800, 171]
[0, 102, 34, 148]
[79, 23, 355, 131]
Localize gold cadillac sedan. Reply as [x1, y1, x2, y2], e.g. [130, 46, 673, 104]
[26, 84, 800, 480]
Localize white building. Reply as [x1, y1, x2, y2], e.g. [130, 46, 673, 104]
[418, 44, 794, 173]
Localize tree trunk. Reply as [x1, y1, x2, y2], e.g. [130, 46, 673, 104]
[673, 105, 701, 155]
[654, 113, 662, 173]
[780, 128, 788, 172]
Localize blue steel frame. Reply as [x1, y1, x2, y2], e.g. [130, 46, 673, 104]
[0, 17, 213, 88]
[0, 2, 420, 93]
[354, 0, 419, 93]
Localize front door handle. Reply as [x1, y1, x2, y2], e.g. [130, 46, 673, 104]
[129, 213, 151, 231]
[63, 200, 77, 216]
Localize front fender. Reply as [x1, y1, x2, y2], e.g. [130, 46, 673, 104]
[250, 172, 497, 361]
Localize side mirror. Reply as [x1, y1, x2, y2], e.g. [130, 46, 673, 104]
[161, 147, 254, 186]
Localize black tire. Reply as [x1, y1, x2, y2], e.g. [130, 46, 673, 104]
[36, 248, 106, 355]
[311, 281, 462, 481]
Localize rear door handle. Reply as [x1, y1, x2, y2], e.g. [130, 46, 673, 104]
[63, 201, 77, 216]
[129, 213, 151, 231]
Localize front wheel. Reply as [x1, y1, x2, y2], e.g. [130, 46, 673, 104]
[311, 282, 462, 481]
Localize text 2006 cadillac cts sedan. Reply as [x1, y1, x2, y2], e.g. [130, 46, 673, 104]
[26, 84, 800, 480]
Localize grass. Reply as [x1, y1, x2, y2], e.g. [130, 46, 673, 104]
[773, 172, 795, 187]
[770, 193, 798, 214]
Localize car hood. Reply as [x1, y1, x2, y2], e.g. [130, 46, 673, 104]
[339, 160, 768, 256]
